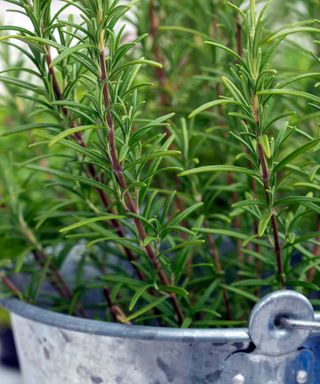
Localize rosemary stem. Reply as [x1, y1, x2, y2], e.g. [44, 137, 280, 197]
[1, 274, 22, 299]
[149, 0, 169, 109]
[103, 287, 130, 324]
[44, 46, 143, 281]
[254, 100, 285, 287]
[32, 250, 87, 318]
[98, 37, 184, 325]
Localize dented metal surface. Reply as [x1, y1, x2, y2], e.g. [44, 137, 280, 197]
[2, 290, 320, 383]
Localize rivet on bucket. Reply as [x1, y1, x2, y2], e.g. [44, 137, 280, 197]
[232, 373, 245, 384]
[296, 370, 308, 384]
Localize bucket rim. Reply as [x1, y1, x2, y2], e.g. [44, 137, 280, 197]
[1, 298, 250, 343]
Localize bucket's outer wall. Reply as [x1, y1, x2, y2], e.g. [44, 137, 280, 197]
[12, 314, 247, 384]
[10, 313, 320, 383]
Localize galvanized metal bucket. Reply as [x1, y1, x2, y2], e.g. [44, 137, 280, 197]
[2, 290, 320, 383]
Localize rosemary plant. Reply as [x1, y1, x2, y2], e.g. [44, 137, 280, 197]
[0, 0, 320, 327]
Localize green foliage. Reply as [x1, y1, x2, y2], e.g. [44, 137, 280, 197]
[0, 0, 320, 327]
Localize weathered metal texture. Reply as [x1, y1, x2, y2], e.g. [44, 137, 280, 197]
[10, 313, 248, 384]
[2, 290, 320, 384]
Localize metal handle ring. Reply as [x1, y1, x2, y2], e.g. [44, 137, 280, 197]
[248, 290, 314, 356]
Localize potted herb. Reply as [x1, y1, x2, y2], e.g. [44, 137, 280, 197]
[1, 0, 320, 382]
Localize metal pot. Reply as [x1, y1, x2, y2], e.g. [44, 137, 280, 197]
[1, 290, 320, 384]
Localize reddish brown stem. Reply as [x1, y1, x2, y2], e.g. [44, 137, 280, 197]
[149, 0, 170, 109]
[103, 287, 130, 324]
[250, 176, 261, 255]
[93, 255, 129, 322]
[32, 250, 72, 299]
[32, 250, 87, 317]
[98, 45, 184, 324]
[45, 47, 63, 100]
[236, 15, 261, 264]
[253, 84, 284, 286]
[236, 18, 243, 57]
[1, 274, 22, 298]
[255, 118, 284, 286]
[44, 48, 143, 281]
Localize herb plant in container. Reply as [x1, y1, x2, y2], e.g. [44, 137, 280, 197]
[1, 0, 320, 383]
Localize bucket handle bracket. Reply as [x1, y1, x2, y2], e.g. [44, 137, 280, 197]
[219, 290, 317, 383]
